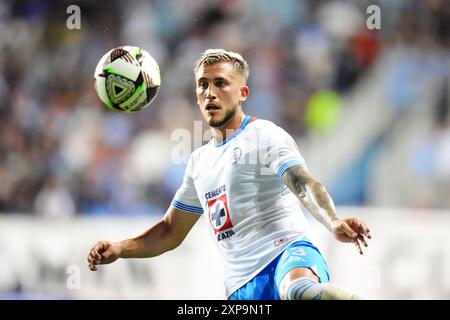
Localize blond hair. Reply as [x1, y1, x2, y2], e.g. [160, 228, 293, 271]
[193, 48, 249, 83]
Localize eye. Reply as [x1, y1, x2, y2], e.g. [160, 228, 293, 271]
[198, 82, 208, 90]
[215, 80, 226, 87]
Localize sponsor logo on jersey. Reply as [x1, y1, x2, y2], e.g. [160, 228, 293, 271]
[207, 190, 235, 241]
[216, 229, 235, 242]
[286, 256, 306, 263]
[290, 247, 306, 256]
[205, 185, 226, 201]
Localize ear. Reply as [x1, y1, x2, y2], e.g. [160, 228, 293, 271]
[239, 85, 249, 102]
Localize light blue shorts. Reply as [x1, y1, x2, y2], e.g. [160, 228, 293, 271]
[228, 238, 330, 300]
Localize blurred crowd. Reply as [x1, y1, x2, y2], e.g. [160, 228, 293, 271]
[0, 0, 448, 217]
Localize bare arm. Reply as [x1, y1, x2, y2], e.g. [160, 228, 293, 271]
[282, 164, 371, 254]
[282, 164, 338, 231]
[87, 206, 201, 270]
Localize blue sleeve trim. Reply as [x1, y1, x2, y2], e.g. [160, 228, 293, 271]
[277, 159, 302, 177]
[171, 200, 203, 214]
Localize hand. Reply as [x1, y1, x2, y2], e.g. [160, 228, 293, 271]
[87, 241, 122, 271]
[330, 218, 372, 255]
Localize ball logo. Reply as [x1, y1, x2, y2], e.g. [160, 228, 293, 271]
[208, 193, 233, 234]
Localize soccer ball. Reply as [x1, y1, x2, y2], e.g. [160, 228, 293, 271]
[94, 46, 161, 112]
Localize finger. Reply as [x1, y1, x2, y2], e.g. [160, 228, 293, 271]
[98, 242, 108, 254]
[355, 240, 363, 255]
[92, 247, 103, 260]
[89, 252, 101, 264]
[360, 226, 372, 239]
[360, 223, 371, 237]
[356, 220, 371, 238]
[94, 249, 102, 260]
[95, 250, 103, 261]
[339, 235, 355, 243]
[358, 234, 368, 247]
[92, 243, 102, 256]
[341, 222, 358, 239]
[87, 252, 97, 265]
[354, 239, 363, 255]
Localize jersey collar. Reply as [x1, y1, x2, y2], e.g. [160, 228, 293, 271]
[213, 115, 256, 147]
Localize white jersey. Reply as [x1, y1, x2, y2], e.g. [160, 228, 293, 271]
[171, 116, 312, 297]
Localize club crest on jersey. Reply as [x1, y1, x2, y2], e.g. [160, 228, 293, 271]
[207, 192, 234, 241]
[231, 147, 242, 164]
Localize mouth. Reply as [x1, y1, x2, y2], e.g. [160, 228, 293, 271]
[205, 104, 221, 112]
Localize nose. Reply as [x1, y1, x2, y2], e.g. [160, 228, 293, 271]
[206, 85, 216, 100]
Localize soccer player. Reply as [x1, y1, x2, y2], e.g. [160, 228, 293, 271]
[87, 49, 372, 300]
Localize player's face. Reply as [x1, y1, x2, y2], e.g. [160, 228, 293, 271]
[195, 62, 248, 128]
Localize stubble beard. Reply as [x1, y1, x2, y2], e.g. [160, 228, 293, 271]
[208, 106, 237, 128]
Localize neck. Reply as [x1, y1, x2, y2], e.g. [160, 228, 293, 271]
[211, 112, 246, 144]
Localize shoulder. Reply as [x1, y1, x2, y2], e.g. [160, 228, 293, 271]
[248, 118, 278, 130]
[248, 119, 293, 140]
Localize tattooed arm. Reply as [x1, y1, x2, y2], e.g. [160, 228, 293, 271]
[282, 164, 372, 254]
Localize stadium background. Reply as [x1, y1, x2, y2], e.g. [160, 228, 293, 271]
[0, 0, 449, 299]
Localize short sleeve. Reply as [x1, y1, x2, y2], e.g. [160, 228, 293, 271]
[260, 125, 306, 177]
[171, 155, 203, 214]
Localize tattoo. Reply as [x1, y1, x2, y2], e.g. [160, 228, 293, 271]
[311, 182, 336, 217]
[282, 164, 312, 198]
[282, 164, 337, 230]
